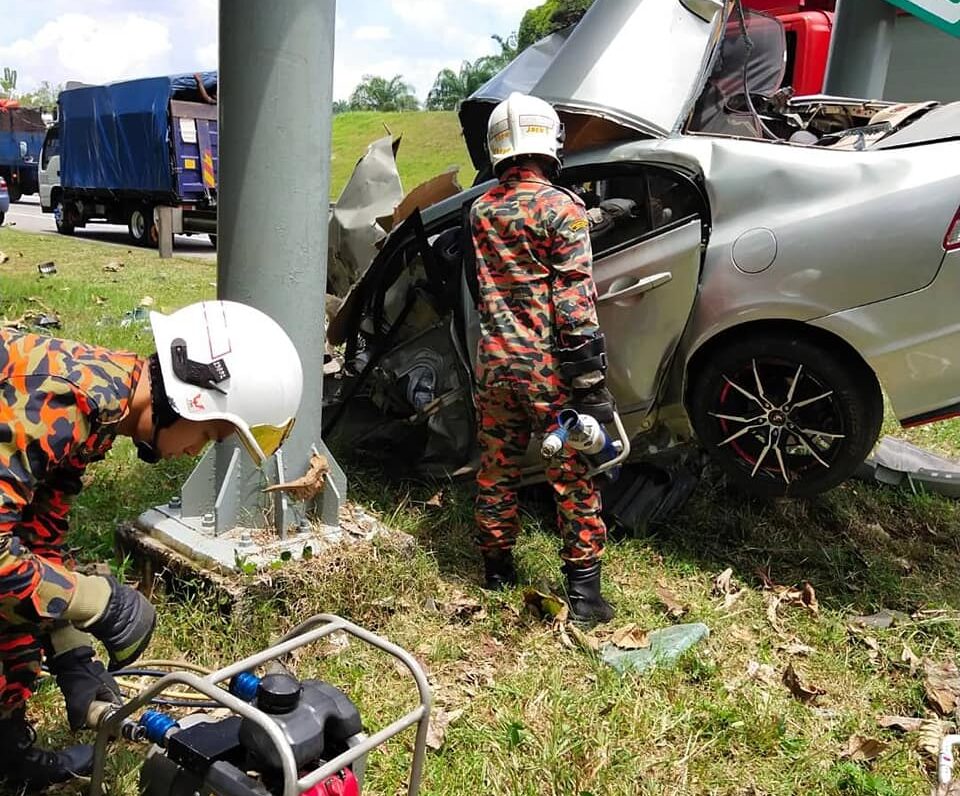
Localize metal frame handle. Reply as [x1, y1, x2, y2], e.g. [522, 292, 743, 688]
[586, 411, 632, 478]
[597, 271, 672, 304]
[88, 613, 431, 796]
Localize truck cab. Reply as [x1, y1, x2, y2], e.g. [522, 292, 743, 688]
[38, 124, 59, 213]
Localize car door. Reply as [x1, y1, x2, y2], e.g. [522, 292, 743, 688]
[38, 125, 59, 211]
[563, 164, 706, 419]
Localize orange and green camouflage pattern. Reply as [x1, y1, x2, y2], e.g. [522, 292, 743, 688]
[470, 164, 600, 391]
[0, 328, 142, 715]
[470, 165, 606, 567]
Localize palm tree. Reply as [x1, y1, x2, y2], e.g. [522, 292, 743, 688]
[348, 75, 419, 112]
[425, 50, 512, 112]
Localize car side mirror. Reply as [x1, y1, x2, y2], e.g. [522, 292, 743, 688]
[19, 141, 27, 158]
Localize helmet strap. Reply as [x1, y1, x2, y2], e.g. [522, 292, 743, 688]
[136, 353, 181, 464]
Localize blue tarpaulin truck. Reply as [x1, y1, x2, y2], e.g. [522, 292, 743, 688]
[39, 72, 218, 246]
[0, 103, 45, 202]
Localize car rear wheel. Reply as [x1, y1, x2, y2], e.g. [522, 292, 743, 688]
[0, 211, 4, 226]
[128, 205, 158, 247]
[689, 333, 883, 498]
[7, 182, 21, 203]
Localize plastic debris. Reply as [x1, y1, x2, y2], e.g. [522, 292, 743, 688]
[600, 622, 709, 674]
[119, 306, 151, 328]
[856, 436, 960, 498]
[37, 261, 57, 275]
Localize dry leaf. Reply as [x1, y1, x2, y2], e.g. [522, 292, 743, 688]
[425, 490, 444, 508]
[746, 660, 778, 687]
[765, 592, 786, 634]
[103, 263, 121, 272]
[425, 707, 464, 750]
[901, 643, 921, 676]
[917, 719, 946, 758]
[714, 568, 736, 595]
[440, 595, 486, 622]
[262, 453, 329, 501]
[841, 735, 888, 762]
[655, 582, 687, 619]
[782, 663, 825, 703]
[800, 582, 819, 615]
[0, 251, 8, 264]
[610, 623, 650, 650]
[924, 659, 960, 715]
[94, 295, 108, 305]
[140, 295, 155, 306]
[567, 623, 601, 653]
[776, 640, 816, 656]
[877, 715, 925, 733]
[522, 589, 569, 625]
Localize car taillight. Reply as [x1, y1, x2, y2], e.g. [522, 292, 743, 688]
[0, 177, 5, 189]
[946, 206, 960, 251]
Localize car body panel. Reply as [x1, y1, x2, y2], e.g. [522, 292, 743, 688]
[811, 249, 960, 421]
[0, 177, 9, 218]
[459, 0, 732, 168]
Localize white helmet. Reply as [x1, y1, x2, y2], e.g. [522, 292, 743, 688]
[486, 92, 564, 175]
[149, 300, 303, 465]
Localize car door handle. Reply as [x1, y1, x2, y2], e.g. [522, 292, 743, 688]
[598, 272, 673, 304]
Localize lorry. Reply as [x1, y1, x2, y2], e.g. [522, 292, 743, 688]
[39, 72, 218, 247]
[0, 100, 45, 202]
[743, 0, 960, 101]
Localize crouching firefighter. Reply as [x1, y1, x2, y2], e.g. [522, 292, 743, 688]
[0, 300, 302, 790]
[471, 92, 616, 624]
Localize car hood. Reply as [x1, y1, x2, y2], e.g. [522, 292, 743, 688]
[459, 0, 733, 170]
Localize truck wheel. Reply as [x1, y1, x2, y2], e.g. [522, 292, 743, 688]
[209, 234, 217, 249]
[54, 199, 75, 235]
[128, 205, 158, 247]
[0, 211, 4, 226]
[7, 183, 21, 203]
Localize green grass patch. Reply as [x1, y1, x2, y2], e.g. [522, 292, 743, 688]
[331, 111, 477, 199]
[3, 227, 960, 795]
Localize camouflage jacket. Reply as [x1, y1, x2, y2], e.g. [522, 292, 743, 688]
[470, 165, 600, 391]
[0, 329, 143, 561]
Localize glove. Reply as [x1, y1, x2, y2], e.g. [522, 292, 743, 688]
[45, 627, 122, 731]
[557, 333, 618, 424]
[62, 574, 156, 672]
[572, 383, 617, 424]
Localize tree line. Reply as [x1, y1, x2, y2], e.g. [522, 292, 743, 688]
[337, 0, 593, 114]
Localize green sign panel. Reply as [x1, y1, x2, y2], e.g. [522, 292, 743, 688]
[885, 0, 960, 37]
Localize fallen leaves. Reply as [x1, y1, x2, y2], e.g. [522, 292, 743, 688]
[901, 643, 921, 676]
[522, 588, 569, 625]
[840, 734, 888, 762]
[424, 490, 444, 508]
[849, 609, 912, 630]
[425, 707, 464, 750]
[746, 660, 778, 687]
[139, 295, 155, 307]
[609, 623, 650, 650]
[262, 453, 329, 501]
[103, 261, 124, 272]
[923, 659, 960, 715]
[712, 567, 746, 611]
[0, 251, 8, 264]
[775, 639, 816, 657]
[655, 582, 687, 619]
[877, 715, 925, 733]
[782, 662, 825, 703]
[761, 576, 819, 634]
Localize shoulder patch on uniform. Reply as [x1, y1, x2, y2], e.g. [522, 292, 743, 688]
[569, 218, 589, 233]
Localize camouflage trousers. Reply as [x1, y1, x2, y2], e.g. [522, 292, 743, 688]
[0, 535, 77, 717]
[474, 384, 606, 566]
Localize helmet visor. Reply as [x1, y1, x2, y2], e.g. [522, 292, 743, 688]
[240, 418, 296, 462]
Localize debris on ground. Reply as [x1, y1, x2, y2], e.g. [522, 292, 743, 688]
[856, 435, 960, 498]
[426, 706, 464, 750]
[600, 622, 709, 675]
[522, 588, 569, 625]
[849, 609, 913, 630]
[782, 662, 825, 703]
[103, 260, 124, 272]
[0, 251, 8, 264]
[37, 260, 56, 275]
[840, 734, 888, 762]
[117, 306, 151, 328]
[263, 452, 329, 502]
[760, 574, 819, 634]
[140, 295, 155, 306]
[923, 659, 960, 715]
[655, 582, 687, 619]
[713, 567, 746, 610]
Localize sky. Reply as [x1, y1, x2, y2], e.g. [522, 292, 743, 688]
[0, 0, 541, 102]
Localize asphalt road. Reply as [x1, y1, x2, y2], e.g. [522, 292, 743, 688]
[3, 195, 217, 260]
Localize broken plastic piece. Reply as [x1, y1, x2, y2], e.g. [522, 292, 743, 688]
[855, 436, 960, 498]
[600, 622, 709, 674]
[37, 261, 57, 275]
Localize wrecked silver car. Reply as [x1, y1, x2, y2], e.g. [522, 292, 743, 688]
[323, 0, 960, 503]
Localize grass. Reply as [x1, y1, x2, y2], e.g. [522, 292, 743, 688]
[330, 111, 477, 199]
[2, 226, 960, 795]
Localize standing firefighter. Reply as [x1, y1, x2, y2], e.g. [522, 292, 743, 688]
[0, 300, 302, 790]
[471, 92, 616, 623]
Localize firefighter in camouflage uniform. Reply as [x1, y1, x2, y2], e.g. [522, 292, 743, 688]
[471, 92, 616, 623]
[0, 300, 302, 790]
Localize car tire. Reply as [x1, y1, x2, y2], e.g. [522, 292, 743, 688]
[0, 211, 4, 226]
[54, 198, 74, 235]
[128, 205, 158, 247]
[688, 333, 883, 498]
[7, 183, 21, 203]
[208, 233, 217, 249]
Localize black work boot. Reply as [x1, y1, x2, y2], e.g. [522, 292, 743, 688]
[0, 710, 93, 790]
[481, 550, 518, 591]
[564, 561, 615, 624]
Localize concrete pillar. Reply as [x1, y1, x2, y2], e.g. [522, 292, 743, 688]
[824, 0, 898, 99]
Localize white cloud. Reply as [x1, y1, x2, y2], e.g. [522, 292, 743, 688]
[195, 41, 217, 68]
[0, 13, 172, 91]
[389, 0, 449, 28]
[353, 25, 393, 41]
